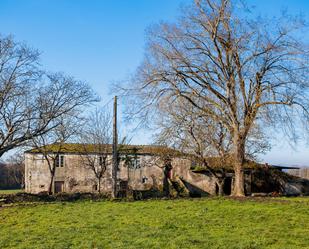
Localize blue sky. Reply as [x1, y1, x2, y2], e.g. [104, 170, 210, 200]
[0, 0, 309, 165]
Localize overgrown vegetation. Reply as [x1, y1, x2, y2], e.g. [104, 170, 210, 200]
[0, 189, 22, 195]
[1, 198, 309, 248]
[0, 192, 108, 204]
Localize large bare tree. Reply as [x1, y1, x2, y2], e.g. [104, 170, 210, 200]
[0, 34, 97, 158]
[121, 0, 309, 196]
[0, 34, 97, 191]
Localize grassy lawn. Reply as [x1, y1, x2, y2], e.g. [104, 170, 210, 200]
[1, 198, 309, 249]
[0, 189, 22, 195]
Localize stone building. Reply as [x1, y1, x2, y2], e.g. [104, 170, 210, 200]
[25, 143, 256, 196]
[288, 167, 309, 180]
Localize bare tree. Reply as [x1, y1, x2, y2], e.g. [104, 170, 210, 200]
[0, 34, 98, 191]
[156, 100, 231, 195]
[122, 145, 186, 197]
[156, 99, 270, 195]
[79, 109, 112, 193]
[30, 118, 80, 194]
[0, 34, 98, 158]
[121, 0, 309, 196]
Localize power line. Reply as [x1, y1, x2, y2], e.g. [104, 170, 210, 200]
[117, 93, 149, 97]
[100, 97, 114, 110]
[98, 93, 147, 111]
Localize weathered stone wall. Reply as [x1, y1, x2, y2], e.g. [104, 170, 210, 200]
[25, 153, 220, 195]
[288, 168, 309, 180]
[116, 156, 219, 195]
[25, 153, 115, 194]
[171, 158, 217, 195]
[25, 153, 52, 193]
[119, 155, 163, 190]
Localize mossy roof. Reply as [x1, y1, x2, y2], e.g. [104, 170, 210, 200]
[190, 156, 265, 171]
[26, 143, 265, 170]
[26, 143, 184, 156]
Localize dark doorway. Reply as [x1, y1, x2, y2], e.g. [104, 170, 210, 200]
[118, 181, 128, 198]
[215, 183, 219, 195]
[93, 184, 98, 192]
[54, 181, 64, 193]
[223, 177, 232, 195]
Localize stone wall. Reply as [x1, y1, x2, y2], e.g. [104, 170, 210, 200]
[25, 152, 220, 195]
[25, 153, 113, 194]
[171, 158, 218, 195]
[288, 168, 309, 180]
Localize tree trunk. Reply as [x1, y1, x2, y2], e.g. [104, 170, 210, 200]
[48, 172, 55, 195]
[98, 178, 101, 193]
[163, 164, 172, 197]
[163, 175, 170, 197]
[216, 179, 225, 196]
[233, 136, 246, 197]
[233, 166, 245, 196]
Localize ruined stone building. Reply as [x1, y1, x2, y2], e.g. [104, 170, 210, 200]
[25, 144, 188, 195]
[25, 143, 308, 197]
[24, 143, 260, 196]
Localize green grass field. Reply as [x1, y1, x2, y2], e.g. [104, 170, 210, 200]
[0, 189, 22, 195]
[1, 198, 309, 249]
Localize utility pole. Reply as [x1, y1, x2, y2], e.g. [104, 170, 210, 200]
[112, 96, 118, 198]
